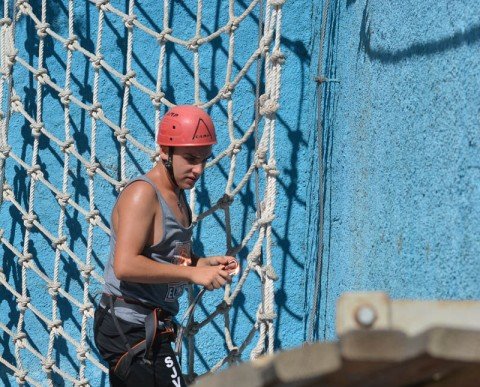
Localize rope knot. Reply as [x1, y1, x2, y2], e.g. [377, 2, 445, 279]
[123, 14, 137, 29]
[89, 103, 103, 119]
[29, 122, 43, 138]
[80, 264, 94, 278]
[48, 319, 62, 331]
[77, 378, 90, 387]
[257, 311, 276, 323]
[14, 369, 28, 384]
[150, 92, 165, 107]
[218, 193, 234, 208]
[27, 164, 43, 180]
[55, 193, 70, 207]
[220, 83, 234, 100]
[157, 28, 172, 43]
[186, 322, 200, 336]
[94, 0, 110, 10]
[247, 250, 261, 266]
[261, 41, 271, 56]
[76, 345, 89, 361]
[187, 37, 200, 51]
[47, 281, 62, 296]
[91, 54, 104, 70]
[150, 150, 161, 164]
[59, 89, 72, 105]
[263, 264, 278, 281]
[34, 68, 49, 84]
[227, 19, 239, 33]
[259, 93, 268, 106]
[116, 179, 129, 192]
[269, 0, 286, 6]
[11, 95, 22, 112]
[64, 35, 78, 51]
[0, 17, 12, 27]
[122, 70, 136, 86]
[35, 22, 50, 38]
[16, 297, 30, 311]
[270, 50, 286, 65]
[86, 209, 100, 225]
[18, 253, 32, 267]
[258, 214, 275, 226]
[17, 0, 32, 14]
[2, 184, 13, 201]
[231, 140, 242, 155]
[216, 300, 230, 314]
[22, 213, 37, 229]
[60, 138, 74, 153]
[228, 347, 240, 362]
[259, 95, 279, 117]
[255, 150, 267, 168]
[13, 332, 27, 345]
[41, 359, 55, 373]
[6, 49, 18, 67]
[0, 145, 11, 160]
[80, 302, 94, 317]
[114, 128, 129, 144]
[51, 236, 67, 250]
[263, 162, 279, 177]
[86, 162, 99, 177]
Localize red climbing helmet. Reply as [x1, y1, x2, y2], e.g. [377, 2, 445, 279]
[157, 105, 217, 147]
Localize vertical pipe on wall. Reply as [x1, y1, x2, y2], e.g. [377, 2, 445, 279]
[306, 0, 332, 343]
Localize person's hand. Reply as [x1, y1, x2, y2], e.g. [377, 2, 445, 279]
[190, 265, 232, 290]
[197, 256, 239, 275]
[197, 255, 231, 267]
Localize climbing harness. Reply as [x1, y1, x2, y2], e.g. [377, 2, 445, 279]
[96, 294, 176, 381]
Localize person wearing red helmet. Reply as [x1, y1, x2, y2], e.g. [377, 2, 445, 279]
[94, 105, 238, 386]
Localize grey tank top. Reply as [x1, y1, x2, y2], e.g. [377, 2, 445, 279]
[102, 175, 193, 324]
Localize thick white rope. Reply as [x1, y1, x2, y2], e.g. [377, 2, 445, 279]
[0, 0, 286, 383]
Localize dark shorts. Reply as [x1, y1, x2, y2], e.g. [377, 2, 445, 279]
[94, 307, 187, 387]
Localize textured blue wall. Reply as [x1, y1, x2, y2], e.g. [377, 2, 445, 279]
[304, 0, 480, 341]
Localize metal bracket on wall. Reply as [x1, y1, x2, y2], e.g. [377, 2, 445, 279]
[337, 292, 480, 336]
[314, 75, 340, 84]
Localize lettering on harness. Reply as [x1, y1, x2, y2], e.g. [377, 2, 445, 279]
[165, 356, 182, 387]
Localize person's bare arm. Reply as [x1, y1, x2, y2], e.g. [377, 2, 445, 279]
[113, 182, 231, 289]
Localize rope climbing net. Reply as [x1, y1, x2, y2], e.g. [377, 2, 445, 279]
[0, 0, 285, 385]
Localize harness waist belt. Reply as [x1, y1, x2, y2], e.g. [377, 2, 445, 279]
[100, 293, 172, 320]
[99, 293, 175, 381]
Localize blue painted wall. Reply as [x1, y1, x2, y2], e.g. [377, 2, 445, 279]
[1, 0, 479, 385]
[304, 0, 480, 341]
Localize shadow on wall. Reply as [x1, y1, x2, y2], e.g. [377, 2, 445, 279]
[358, 1, 480, 63]
[1, 0, 310, 381]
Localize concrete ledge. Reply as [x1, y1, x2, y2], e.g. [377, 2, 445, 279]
[194, 328, 480, 386]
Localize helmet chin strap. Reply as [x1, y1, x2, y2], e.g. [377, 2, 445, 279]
[163, 147, 180, 190]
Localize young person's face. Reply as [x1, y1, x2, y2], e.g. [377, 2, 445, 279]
[163, 146, 212, 189]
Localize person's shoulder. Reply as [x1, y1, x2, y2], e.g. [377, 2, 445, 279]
[117, 179, 157, 209]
